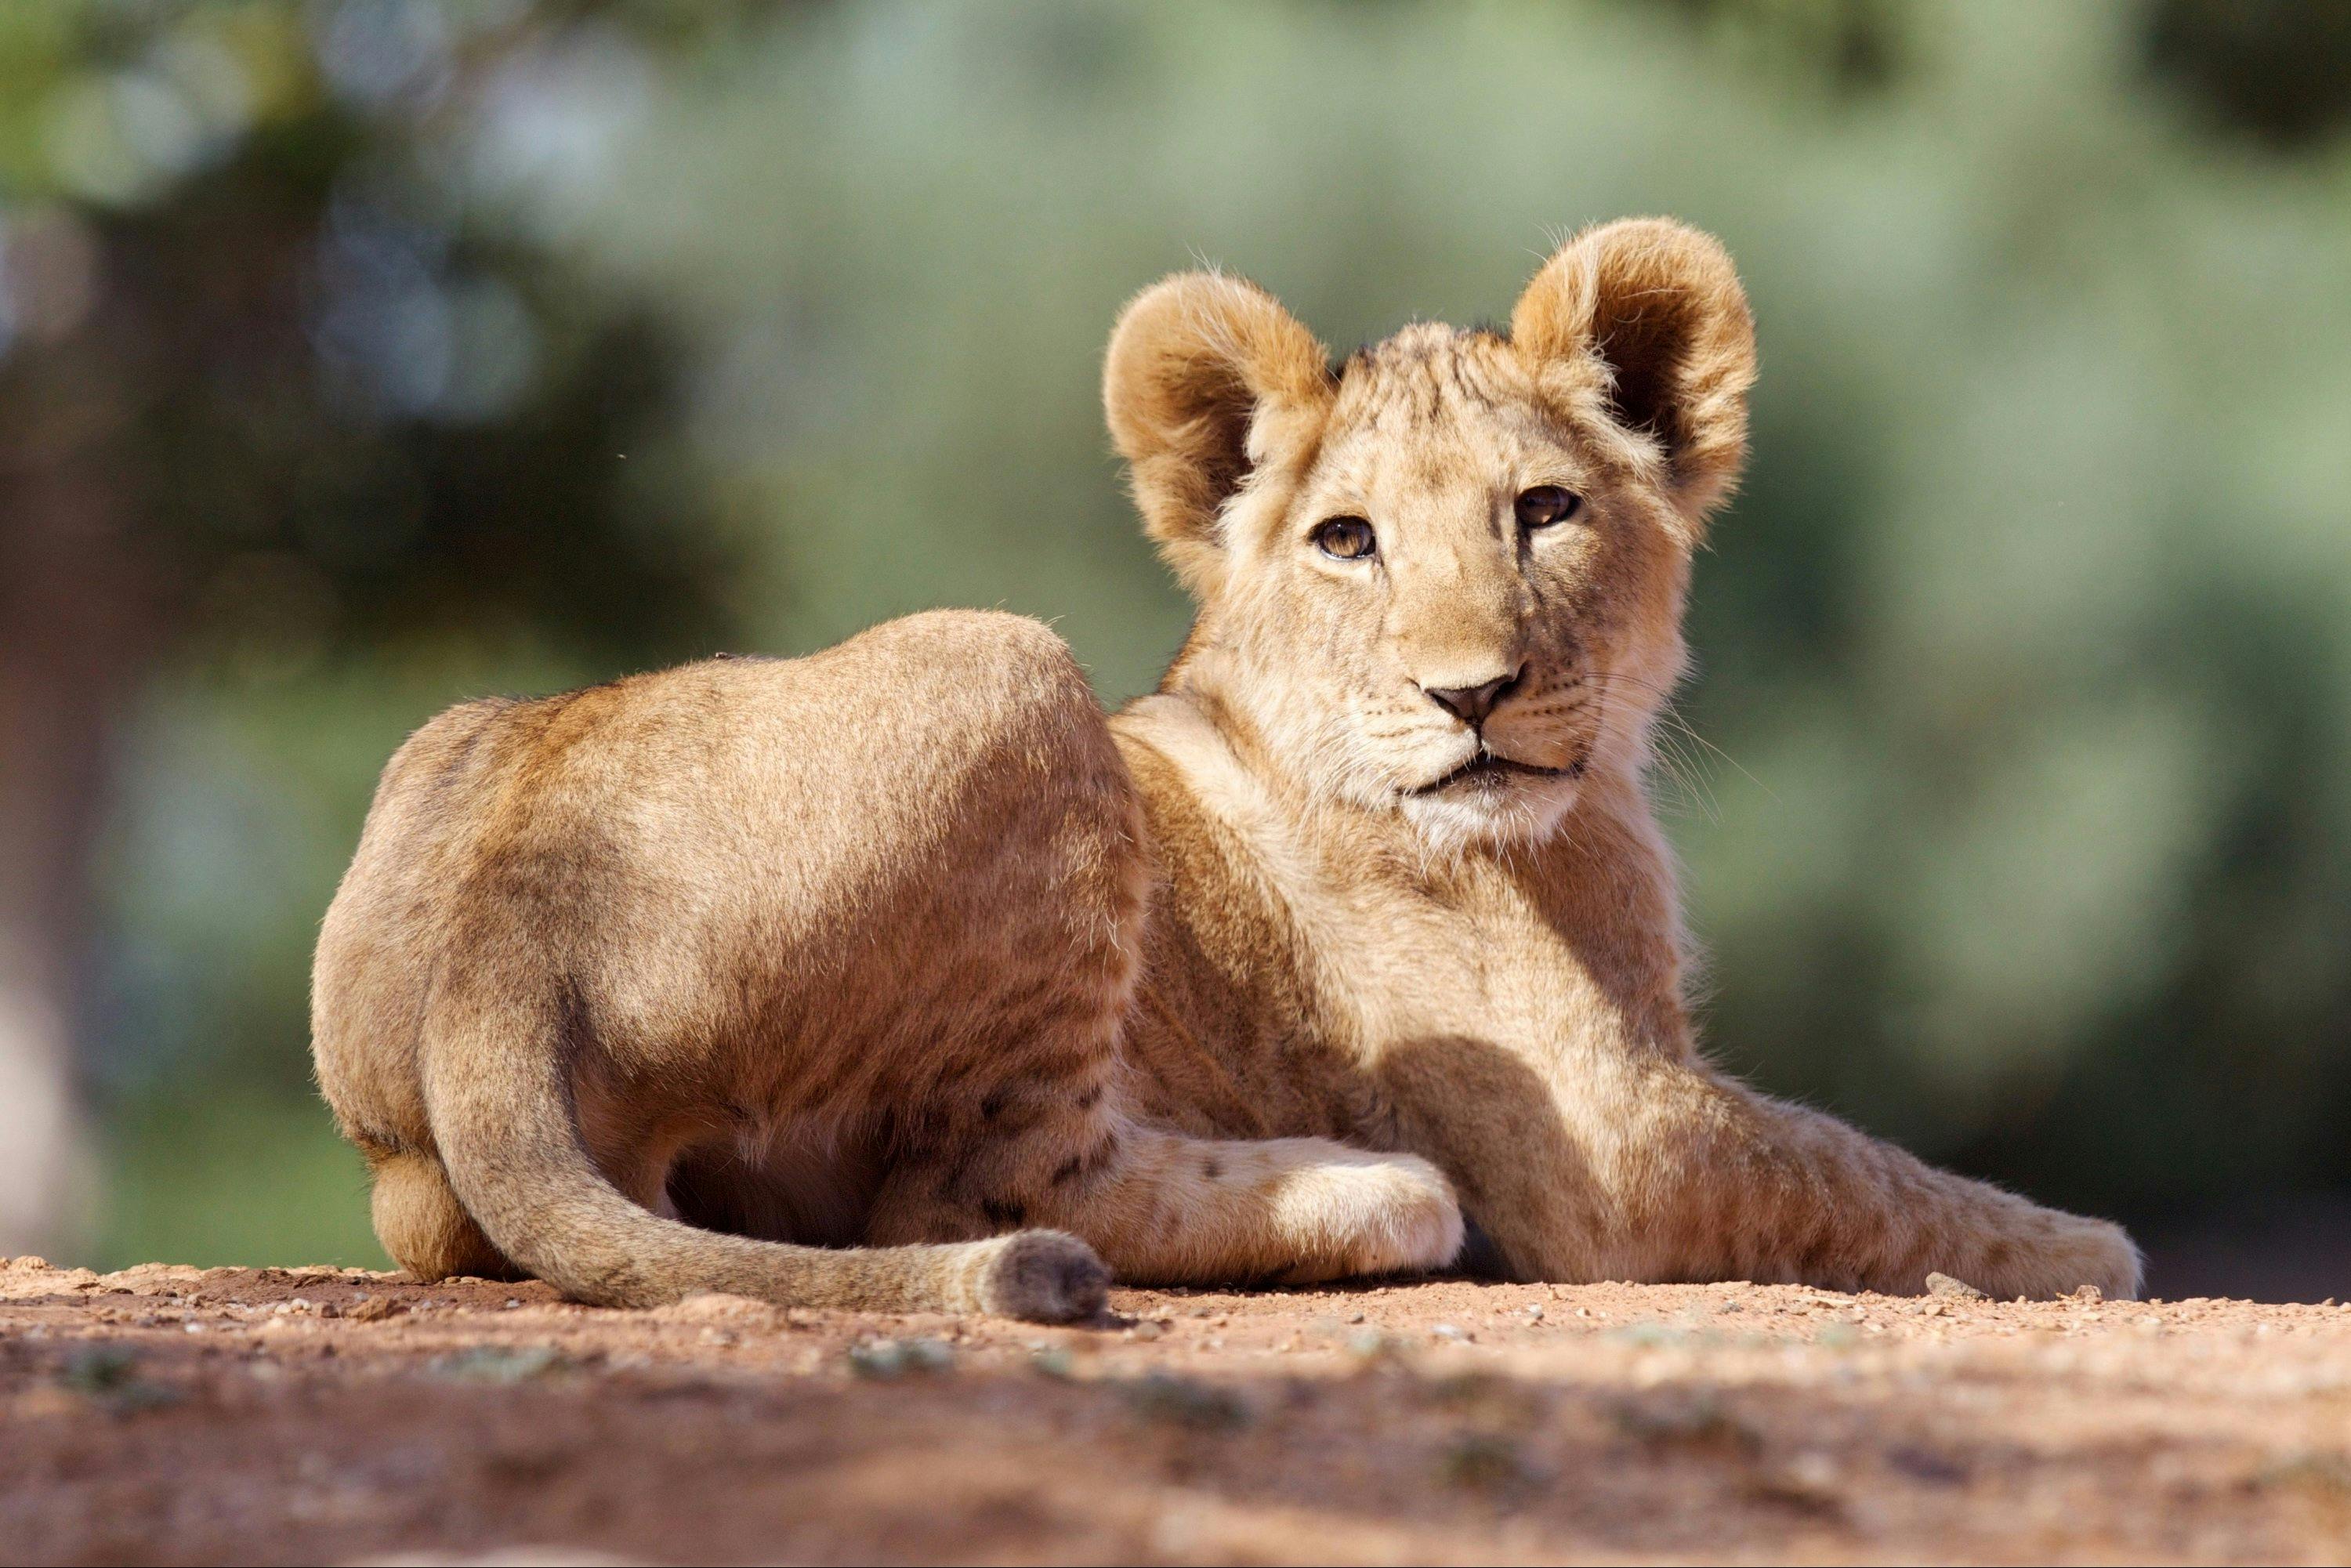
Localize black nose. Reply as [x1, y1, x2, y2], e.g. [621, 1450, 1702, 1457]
[1423, 670, 1520, 728]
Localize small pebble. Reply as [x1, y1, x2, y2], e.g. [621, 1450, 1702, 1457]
[1925, 1272, 1987, 1302]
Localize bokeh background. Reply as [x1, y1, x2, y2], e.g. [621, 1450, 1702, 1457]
[4, 0, 2347, 1298]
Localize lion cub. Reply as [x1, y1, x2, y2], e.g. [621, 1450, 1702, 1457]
[313, 219, 2140, 1320]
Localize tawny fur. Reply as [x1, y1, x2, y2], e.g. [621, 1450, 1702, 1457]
[312, 219, 2140, 1322]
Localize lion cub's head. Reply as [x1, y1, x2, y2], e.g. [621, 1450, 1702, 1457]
[1104, 219, 1756, 852]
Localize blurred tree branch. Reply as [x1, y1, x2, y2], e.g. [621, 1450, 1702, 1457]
[2143, 0, 2351, 150]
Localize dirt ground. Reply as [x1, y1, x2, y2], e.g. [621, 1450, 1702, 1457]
[3, 1255, 2349, 1565]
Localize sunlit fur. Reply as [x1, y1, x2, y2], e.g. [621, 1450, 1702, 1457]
[313, 221, 2141, 1321]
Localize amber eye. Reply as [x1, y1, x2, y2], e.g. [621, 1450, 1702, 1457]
[1515, 485, 1581, 529]
[1313, 516, 1378, 561]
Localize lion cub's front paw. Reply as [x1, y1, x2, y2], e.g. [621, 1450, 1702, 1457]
[1962, 1211, 2144, 1302]
[1271, 1153, 1465, 1283]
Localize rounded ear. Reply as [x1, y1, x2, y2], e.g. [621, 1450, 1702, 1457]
[1511, 219, 1757, 525]
[1103, 271, 1332, 594]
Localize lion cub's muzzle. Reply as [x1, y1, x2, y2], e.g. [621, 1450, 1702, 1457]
[1401, 659, 1596, 798]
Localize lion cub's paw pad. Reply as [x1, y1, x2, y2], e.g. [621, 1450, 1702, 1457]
[981, 1229, 1110, 1323]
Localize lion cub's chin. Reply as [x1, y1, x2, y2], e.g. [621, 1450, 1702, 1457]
[1396, 770, 1583, 856]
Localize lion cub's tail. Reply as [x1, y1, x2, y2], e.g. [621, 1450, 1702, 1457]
[415, 980, 1108, 1324]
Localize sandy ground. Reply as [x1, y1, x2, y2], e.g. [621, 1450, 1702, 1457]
[3, 1255, 2349, 1565]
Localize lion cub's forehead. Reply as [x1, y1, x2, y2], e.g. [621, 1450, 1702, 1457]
[1318, 324, 1559, 496]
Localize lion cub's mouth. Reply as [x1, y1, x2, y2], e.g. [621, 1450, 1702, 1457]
[1408, 751, 1585, 797]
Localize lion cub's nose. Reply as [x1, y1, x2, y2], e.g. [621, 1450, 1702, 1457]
[1422, 669, 1520, 729]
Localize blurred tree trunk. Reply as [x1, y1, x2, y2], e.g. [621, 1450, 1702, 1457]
[0, 352, 153, 1256]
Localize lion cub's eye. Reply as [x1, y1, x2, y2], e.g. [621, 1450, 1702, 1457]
[1312, 516, 1378, 561]
[1515, 485, 1581, 530]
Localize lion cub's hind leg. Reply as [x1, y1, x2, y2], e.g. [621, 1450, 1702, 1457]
[368, 1149, 521, 1282]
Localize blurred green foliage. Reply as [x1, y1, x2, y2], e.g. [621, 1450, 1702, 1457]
[2, 1, 2346, 1275]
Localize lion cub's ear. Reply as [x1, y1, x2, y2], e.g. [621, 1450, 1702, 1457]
[1104, 272, 1334, 594]
[1511, 219, 1757, 527]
